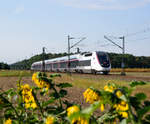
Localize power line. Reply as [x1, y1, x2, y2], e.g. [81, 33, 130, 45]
[105, 36, 119, 39]
[125, 27, 150, 37]
[127, 36, 150, 42]
[99, 43, 115, 47]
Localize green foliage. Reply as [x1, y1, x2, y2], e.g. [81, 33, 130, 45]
[129, 81, 146, 87]
[108, 53, 150, 68]
[0, 62, 10, 69]
[135, 93, 147, 101]
[0, 73, 150, 124]
[50, 73, 61, 78]
[56, 83, 72, 88]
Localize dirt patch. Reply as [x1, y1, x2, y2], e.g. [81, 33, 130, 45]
[0, 77, 92, 112]
[0, 76, 86, 104]
[0, 77, 33, 91]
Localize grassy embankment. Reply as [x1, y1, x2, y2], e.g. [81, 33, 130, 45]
[0, 70, 33, 77]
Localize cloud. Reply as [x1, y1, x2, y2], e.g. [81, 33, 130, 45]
[52, 0, 150, 10]
[14, 5, 24, 14]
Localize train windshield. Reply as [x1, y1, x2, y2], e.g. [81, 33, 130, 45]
[96, 52, 110, 67]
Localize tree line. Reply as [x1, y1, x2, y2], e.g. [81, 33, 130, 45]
[0, 62, 10, 69]
[9, 52, 150, 70]
[10, 53, 68, 70]
[109, 53, 150, 68]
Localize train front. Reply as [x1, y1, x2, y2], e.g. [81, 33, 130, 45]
[92, 51, 111, 74]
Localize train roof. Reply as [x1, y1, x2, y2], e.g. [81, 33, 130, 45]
[32, 54, 80, 65]
[44, 51, 96, 63]
[32, 51, 107, 65]
[45, 54, 79, 63]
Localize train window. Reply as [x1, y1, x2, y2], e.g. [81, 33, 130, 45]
[60, 62, 67, 68]
[78, 60, 91, 66]
[53, 63, 58, 68]
[46, 63, 51, 69]
[50, 64, 52, 68]
[70, 60, 78, 68]
[97, 52, 110, 67]
[84, 53, 92, 57]
[39, 65, 42, 69]
[97, 52, 109, 62]
[37, 64, 41, 70]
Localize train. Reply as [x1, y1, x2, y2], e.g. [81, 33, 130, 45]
[31, 51, 111, 74]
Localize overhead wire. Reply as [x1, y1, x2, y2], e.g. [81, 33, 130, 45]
[125, 27, 150, 37]
[124, 27, 150, 42]
[127, 36, 150, 42]
[100, 43, 116, 47]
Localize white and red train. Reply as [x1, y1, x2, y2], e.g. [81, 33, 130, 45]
[31, 51, 111, 74]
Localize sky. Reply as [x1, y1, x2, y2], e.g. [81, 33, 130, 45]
[0, 0, 150, 64]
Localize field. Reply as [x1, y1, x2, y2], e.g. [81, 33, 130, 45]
[0, 69, 150, 106]
[111, 68, 150, 72]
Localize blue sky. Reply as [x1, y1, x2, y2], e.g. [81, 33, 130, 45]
[0, 0, 150, 64]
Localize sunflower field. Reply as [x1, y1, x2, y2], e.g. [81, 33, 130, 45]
[0, 72, 150, 124]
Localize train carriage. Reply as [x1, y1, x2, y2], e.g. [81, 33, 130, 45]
[31, 51, 111, 74]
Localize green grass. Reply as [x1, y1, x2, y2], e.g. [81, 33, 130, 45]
[54, 73, 130, 90]
[110, 72, 150, 77]
[0, 70, 33, 77]
[72, 78, 128, 89]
